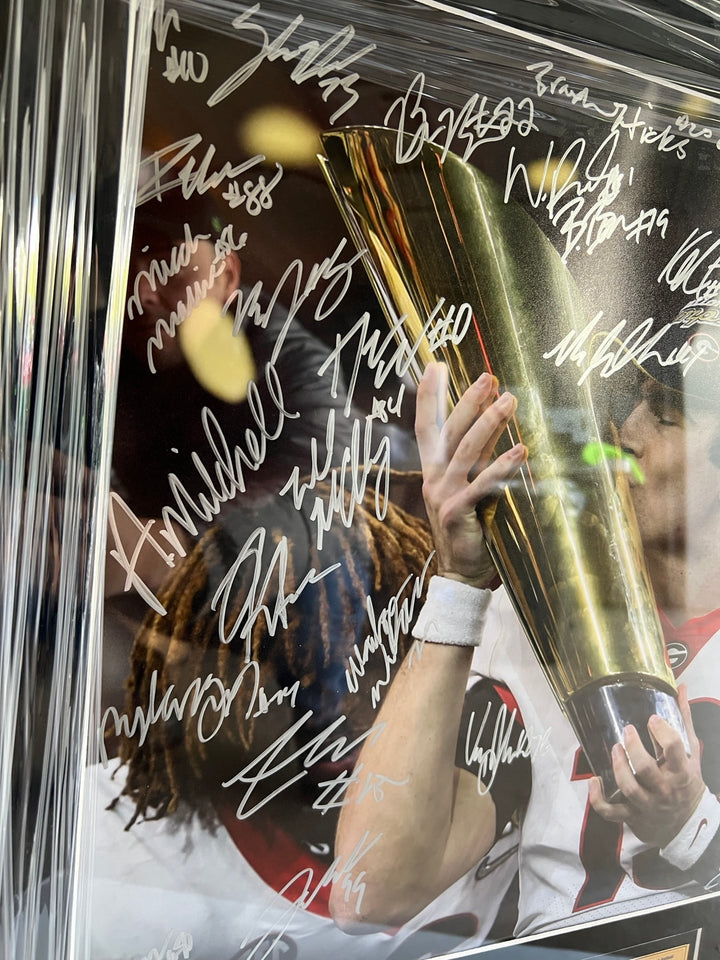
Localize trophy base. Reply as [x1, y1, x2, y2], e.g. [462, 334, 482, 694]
[565, 678, 689, 802]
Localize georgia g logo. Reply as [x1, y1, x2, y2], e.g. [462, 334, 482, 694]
[666, 641, 689, 670]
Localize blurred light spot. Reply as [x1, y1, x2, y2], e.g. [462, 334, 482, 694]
[238, 105, 321, 167]
[179, 299, 256, 403]
[526, 157, 578, 194]
[680, 93, 711, 118]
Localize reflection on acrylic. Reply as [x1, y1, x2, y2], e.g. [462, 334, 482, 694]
[92, 1, 720, 957]
[5, 2, 720, 960]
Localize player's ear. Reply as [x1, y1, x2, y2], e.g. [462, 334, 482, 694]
[216, 249, 241, 299]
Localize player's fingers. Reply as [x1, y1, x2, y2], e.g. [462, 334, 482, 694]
[588, 777, 632, 822]
[453, 442, 527, 512]
[441, 371, 497, 460]
[415, 362, 449, 478]
[612, 735, 652, 803]
[647, 714, 691, 774]
[445, 391, 518, 485]
[466, 391, 519, 479]
[622, 723, 668, 789]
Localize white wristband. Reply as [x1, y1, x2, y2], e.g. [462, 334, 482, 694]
[411, 575, 493, 647]
[660, 787, 720, 870]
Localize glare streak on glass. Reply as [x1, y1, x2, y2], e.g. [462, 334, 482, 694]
[2, 0, 720, 957]
[70, 4, 155, 959]
[171, 0, 720, 105]
[0, 1, 151, 959]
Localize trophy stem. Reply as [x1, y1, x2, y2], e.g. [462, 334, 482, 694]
[564, 678, 689, 801]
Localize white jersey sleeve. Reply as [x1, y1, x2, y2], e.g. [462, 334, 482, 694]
[86, 762, 519, 960]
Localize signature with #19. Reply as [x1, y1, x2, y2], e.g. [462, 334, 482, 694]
[505, 132, 670, 262]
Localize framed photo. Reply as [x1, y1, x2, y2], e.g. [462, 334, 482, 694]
[4, 2, 720, 958]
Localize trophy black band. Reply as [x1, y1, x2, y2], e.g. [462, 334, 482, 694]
[319, 125, 688, 799]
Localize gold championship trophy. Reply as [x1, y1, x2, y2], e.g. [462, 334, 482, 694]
[319, 126, 688, 798]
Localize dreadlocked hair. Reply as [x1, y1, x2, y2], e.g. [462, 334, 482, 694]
[116, 473, 436, 827]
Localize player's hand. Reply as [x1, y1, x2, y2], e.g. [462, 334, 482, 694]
[588, 685, 706, 848]
[415, 362, 527, 588]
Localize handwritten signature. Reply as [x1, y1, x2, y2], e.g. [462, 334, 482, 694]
[140, 930, 193, 960]
[465, 702, 551, 796]
[136, 133, 267, 205]
[384, 71, 536, 164]
[279, 412, 391, 550]
[674, 112, 717, 149]
[207, 4, 375, 123]
[107, 366, 295, 614]
[231, 933, 296, 960]
[505, 133, 669, 261]
[140, 224, 247, 373]
[345, 554, 434, 707]
[659, 228, 720, 300]
[239, 831, 381, 960]
[526, 60, 619, 120]
[542, 312, 720, 386]
[527, 61, 689, 160]
[152, 0, 180, 54]
[99, 659, 300, 768]
[222, 711, 385, 818]
[313, 761, 408, 815]
[211, 525, 341, 652]
[224, 237, 365, 366]
[127, 223, 206, 322]
[318, 298, 470, 416]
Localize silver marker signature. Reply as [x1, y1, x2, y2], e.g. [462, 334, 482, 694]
[222, 711, 385, 818]
[466, 702, 551, 796]
[384, 71, 536, 165]
[527, 61, 689, 160]
[239, 831, 381, 960]
[99, 660, 299, 767]
[137, 134, 266, 205]
[659, 228, 720, 298]
[107, 366, 296, 614]
[345, 554, 434, 707]
[505, 134, 669, 262]
[143, 225, 248, 373]
[543, 312, 720, 386]
[207, 4, 375, 123]
[140, 929, 193, 960]
[279, 412, 391, 550]
[318, 297, 468, 416]
[211, 526, 341, 652]
[224, 238, 365, 365]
